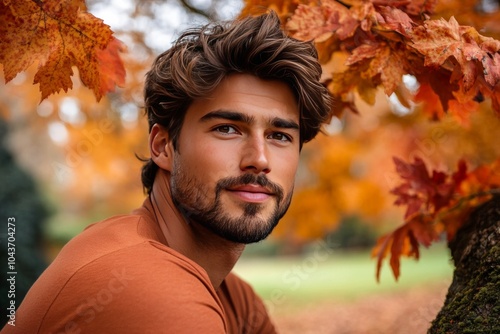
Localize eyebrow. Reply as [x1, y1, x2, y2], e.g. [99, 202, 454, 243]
[200, 109, 299, 131]
[271, 117, 300, 131]
[200, 110, 254, 124]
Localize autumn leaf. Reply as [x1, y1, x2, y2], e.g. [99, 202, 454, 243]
[372, 214, 440, 281]
[437, 159, 500, 242]
[411, 17, 500, 87]
[374, 6, 414, 38]
[347, 41, 407, 96]
[96, 37, 127, 98]
[410, 17, 463, 68]
[376, 156, 500, 280]
[391, 157, 467, 219]
[0, 0, 126, 101]
[409, 17, 500, 113]
[286, 1, 359, 42]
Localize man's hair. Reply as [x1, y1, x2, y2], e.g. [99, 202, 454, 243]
[142, 11, 332, 194]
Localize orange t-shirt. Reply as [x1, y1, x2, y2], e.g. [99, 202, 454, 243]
[1, 199, 276, 334]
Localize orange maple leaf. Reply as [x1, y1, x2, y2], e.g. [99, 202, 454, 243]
[0, 0, 126, 101]
[374, 6, 414, 38]
[410, 17, 500, 90]
[346, 41, 407, 96]
[412, 17, 471, 67]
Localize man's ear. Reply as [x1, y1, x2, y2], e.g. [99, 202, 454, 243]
[150, 124, 174, 172]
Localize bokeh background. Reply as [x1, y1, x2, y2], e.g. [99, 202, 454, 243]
[2, 0, 500, 332]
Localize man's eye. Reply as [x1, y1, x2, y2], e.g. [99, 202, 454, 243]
[214, 125, 238, 134]
[270, 132, 292, 142]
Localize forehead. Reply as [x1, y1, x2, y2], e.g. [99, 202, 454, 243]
[185, 73, 299, 123]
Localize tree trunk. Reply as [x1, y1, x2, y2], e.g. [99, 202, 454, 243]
[429, 195, 500, 333]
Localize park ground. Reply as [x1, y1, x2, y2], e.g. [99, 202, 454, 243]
[234, 242, 453, 333]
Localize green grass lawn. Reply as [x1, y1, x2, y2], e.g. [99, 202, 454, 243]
[233, 241, 453, 306]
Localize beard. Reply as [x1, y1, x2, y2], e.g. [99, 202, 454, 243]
[170, 161, 293, 244]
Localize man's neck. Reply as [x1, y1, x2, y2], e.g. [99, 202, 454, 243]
[149, 170, 245, 289]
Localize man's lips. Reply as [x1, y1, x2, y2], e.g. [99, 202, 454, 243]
[226, 185, 274, 202]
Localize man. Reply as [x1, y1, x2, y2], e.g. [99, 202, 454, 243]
[2, 11, 331, 333]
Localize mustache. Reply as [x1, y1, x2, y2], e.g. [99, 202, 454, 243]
[216, 174, 284, 199]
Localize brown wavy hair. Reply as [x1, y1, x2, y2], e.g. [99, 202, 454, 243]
[142, 11, 332, 194]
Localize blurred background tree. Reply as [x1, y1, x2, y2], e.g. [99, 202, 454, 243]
[0, 119, 51, 328]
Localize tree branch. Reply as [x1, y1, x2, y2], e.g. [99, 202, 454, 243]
[178, 0, 213, 20]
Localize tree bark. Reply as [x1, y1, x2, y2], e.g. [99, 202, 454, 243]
[429, 195, 500, 333]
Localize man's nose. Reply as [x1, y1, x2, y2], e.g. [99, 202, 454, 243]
[239, 136, 271, 174]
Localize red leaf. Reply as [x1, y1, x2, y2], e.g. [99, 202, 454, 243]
[96, 37, 126, 98]
[391, 157, 467, 218]
[452, 160, 468, 185]
[373, 215, 438, 281]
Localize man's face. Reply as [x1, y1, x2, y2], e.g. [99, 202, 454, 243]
[170, 73, 300, 244]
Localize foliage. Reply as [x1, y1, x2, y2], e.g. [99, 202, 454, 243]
[243, 0, 500, 122]
[373, 157, 500, 280]
[242, 0, 500, 280]
[0, 0, 125, 101]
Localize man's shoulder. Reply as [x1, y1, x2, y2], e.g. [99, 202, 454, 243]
[26, 242, 225, 334]
[17, 214, 221, 333]
[59, 212, 160, 264]
[39, 211, 212, 299]
[62, 241, 214, 300]
[43, 237, 224, 333]
[56, 212, 209, 286]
